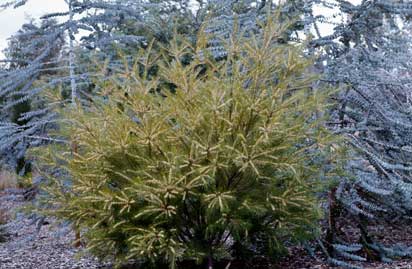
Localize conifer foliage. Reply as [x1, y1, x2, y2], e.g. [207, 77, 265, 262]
[34, 19, 344, 268]
[310, 1, 412, 266]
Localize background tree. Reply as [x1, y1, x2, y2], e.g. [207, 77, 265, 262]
[308, 0, 412, 267]
[0, 18, 64, 174]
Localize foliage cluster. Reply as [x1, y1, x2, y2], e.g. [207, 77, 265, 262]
[34, 20, 345, 268]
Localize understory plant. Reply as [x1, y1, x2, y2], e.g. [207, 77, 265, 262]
[33, 18, 345, 268]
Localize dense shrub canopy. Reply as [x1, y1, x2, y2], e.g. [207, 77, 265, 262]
[35, 19, 345, 268]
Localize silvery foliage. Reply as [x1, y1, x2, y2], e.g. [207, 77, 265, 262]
[312, 1, 412, 219]
[0, 0, 26, 9]
[204, 0, 268, 58]
[331, 29, 412, 222]
[204, 0, 309, 58]
[309, 0, 412, 266]
[0, 18, 65, 173]
[313, 0, 412, 221]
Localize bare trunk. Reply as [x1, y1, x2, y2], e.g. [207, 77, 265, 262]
[325, 187, 338, 255]
[68, 0, 77, 106]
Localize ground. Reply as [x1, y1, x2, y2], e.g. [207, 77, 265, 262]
[2, 188, 412, 269]
[0, 189, 111, 269]
[277, 246, 412, 269]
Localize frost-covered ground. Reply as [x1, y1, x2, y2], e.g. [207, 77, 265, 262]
[0, 189, 111, 269]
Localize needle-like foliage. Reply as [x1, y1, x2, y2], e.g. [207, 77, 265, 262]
[33, 18, 345, 268]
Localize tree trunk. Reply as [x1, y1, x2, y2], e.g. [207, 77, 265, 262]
[68, 0, 77, 106]
[358, 216, 380, 261]
[325, 187, 339, 255]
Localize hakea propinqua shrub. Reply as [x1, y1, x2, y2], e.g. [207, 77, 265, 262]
[33, 18, 345, 268]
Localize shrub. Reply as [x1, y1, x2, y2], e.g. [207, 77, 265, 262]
[35, 19, 345, 268]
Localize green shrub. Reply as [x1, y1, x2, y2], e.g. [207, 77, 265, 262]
[35, 19, 345, 268]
